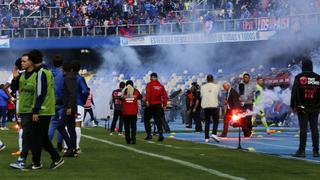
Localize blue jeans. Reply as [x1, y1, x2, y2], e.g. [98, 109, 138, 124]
[0, 106, 7, 127]
[48, 105, 64, 144]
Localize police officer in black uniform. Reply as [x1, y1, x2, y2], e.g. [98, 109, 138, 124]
[291, 57, 320, 158]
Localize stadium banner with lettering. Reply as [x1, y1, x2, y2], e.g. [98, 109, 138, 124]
[0, 38, 10, 48]
[19, 0, 40, 10]
[119, 36, 148, 46]
[120, 31, 258, 46]
[240, 19, 256, 31]
[257, 17, 290, 31]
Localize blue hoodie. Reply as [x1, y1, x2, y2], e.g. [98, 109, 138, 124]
[52, 67, 64, 103]
[76, 74, 89, 106]
[0, 89, 9, 107]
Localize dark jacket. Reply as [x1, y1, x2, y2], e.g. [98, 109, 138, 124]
[63, 72, 77, 114]
[110, 88, 123, 111]
[291, 59, 320, 112]
[226, 88, 241, 110]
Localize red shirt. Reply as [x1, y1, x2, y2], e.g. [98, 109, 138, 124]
[7, 101, 15, 110]
[122, 89, 141, 116]
[146, 80, 168, 107]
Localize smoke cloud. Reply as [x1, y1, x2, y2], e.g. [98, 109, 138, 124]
[90, 1, 320, 120]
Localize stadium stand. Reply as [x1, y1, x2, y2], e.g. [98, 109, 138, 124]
[1, 0, 320, 38]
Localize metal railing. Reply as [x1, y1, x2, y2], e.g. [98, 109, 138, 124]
[1, 13, 320, 39]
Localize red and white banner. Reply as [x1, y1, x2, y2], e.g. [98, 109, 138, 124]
[19, 0, 39, 10]
[258, 17, 290, 31]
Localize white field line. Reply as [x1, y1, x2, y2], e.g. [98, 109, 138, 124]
[82, 134, 245, 180]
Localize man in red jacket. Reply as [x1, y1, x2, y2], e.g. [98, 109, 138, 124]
[144, 73, 168, 141]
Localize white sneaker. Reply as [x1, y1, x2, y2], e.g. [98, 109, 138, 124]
[205, 139, 209, 143]
[1, 127, 9, 131]
[118, 133, 123, 136]
[10, 160, 25, 169]
[31, 164, 43, 170]
[210, 134, 220, 142]
[76, 148, 82, 154]
[110, 132, 114, 136]
[92, 121, 97, 127]
[0, 144, 6, 152]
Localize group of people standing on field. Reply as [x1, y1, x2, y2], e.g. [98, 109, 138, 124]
[110, 73, 168, 144]
[0, 50, 98, 170]
[1, 55, 318, 166]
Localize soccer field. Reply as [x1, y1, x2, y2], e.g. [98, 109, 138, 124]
[0, 123, 319, 180]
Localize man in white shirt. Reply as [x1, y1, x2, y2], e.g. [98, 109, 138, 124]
[201, 74, 221, 143]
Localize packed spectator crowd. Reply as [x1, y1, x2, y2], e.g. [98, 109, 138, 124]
[1, 0, 320, 31]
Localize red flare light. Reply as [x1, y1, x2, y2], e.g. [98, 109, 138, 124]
[230, 110, 242, 128]
[232, 114, 241, 122]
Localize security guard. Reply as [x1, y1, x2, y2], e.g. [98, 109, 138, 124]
[291, 57, 320, 158]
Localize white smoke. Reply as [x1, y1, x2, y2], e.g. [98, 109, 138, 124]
[89, 4, 320, 120]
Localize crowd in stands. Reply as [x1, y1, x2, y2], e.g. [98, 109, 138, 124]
[1, 0, 320, 31]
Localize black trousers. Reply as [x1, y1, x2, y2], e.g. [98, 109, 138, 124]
[191, 111, 202, 132]
[240, 104, 253, 137]
[31, 116, 60, 165]
[84, 107, 95, 121]
[123, 115, 137, 143]
[20, 115, 32, 160]
[7, 109, 15, 122]
[144, 104, 164, 137]
[111, 109, 123, 132]
[204, 108, 219, 139]
[57, 114, 76, 150]
[297, 110, 319, 152]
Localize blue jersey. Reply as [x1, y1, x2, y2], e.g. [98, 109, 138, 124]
[76, 74, 89, 106]
[52, 67, 64, 102]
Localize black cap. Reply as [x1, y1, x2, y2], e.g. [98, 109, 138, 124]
[150, 72, 158, 78]
[301, 57, 313, 72]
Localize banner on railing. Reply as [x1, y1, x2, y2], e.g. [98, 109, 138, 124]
[258, 17, 290, 31]
[120, 31, 258, 46]
[19, 0, 40, 10]
[241, 19, 256, 31]
[0, 37, 10, 48]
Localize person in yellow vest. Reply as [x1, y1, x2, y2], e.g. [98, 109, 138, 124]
[10, 51, 64, 170]
[251, 76, 275, 135]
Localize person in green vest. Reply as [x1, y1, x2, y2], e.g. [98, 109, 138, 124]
[251, 76, 275, 135]
[10, 53, 38, 169]
[9, 51, 64, 170]
[29, 49, 64, 169]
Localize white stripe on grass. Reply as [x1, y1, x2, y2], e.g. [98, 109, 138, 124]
[82, 134, 245, 180]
